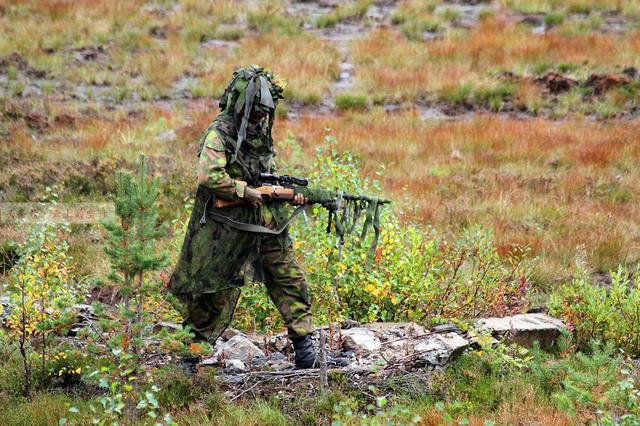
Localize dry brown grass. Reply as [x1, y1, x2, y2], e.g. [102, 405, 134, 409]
[204, 32, 341, 104]
[277, 110, 640, 281]
[2, 0, 638, 283]
[353, 19, 640, 101]
[8, 96, 637, 281]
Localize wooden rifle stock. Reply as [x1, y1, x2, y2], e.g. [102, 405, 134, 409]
[214, 184, 296, 208]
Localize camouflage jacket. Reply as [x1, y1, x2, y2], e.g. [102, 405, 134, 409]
[169, 112, 291, 300]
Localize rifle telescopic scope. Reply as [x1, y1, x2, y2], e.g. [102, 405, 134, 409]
[259, 173, 309, 187]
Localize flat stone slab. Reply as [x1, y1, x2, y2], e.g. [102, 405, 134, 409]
[475, 313, 566, 349]
[413, 332, 470, 367]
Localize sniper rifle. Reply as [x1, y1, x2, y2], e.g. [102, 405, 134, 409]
[211, 173, 390, 264]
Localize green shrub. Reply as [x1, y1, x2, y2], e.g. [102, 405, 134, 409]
[428, 338, 637, 424]
[2, 223, 79, 397]
[548, 264, 640, 356]
[236, 140, 536, 327]
[552, 341, 623, 421]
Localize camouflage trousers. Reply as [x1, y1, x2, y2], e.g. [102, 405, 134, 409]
[183, 208, 313, 343]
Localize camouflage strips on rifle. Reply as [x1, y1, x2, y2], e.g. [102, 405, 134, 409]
[213, 173, 390, 266]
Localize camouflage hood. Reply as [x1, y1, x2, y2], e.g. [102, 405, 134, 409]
[218, 65, 285, 163]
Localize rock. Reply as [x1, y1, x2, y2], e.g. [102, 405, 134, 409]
[222, 335, 264, 364]
[475, 313, 566, 349]
[221, 328, 244, 341]
[201, 342, 224, 366]
[269, 352, 287, 361]
[269, 333, 290, 353]
[224, 359, 246, 374]
[341, 318, 361, 329]
[413, 332, 470, 367]
[251, 355, 267, 368]
[246, 331, 269, 350]
[367, 322, 426, 337]
[432, 323, 462, 334]
[0, 296, 10, 321]
[200, 356, 218, 366]
[380, 339, 413, 364]
[342, 327, 381, 353]
[22, 85, 42, 98]
[318, 0, 341, 7]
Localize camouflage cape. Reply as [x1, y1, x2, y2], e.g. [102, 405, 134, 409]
[168, 112, 293, 339]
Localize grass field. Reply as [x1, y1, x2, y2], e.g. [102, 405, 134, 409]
[1, 0, 640, 424]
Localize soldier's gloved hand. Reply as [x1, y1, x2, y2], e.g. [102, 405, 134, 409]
[243, 187, 263, 208]
[290, 193, 307, 205]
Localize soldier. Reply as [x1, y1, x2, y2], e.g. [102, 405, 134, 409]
[169, 66, 338, 369]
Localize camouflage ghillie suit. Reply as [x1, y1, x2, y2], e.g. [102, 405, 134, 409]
[169, 67, 313, 345]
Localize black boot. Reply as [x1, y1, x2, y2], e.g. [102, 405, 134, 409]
[292, 334, 316, 369]
[291, 334, 350, 369]
[178, 355, 200, 377]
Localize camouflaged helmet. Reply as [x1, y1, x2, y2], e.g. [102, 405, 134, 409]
[219, 65, 285, 158]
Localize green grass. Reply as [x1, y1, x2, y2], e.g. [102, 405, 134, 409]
[314, 0, 373, 28]
[334, 92, 368, 111]
[544, 11, 566, 27]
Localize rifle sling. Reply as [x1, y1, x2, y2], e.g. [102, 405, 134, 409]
[201, 194, 311, 235]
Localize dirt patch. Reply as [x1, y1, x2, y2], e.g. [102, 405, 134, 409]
[586, 73, 631, 95]
[536, 72, 578, 94]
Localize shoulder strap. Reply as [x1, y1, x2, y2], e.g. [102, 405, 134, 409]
[200, 194, 310, 235]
